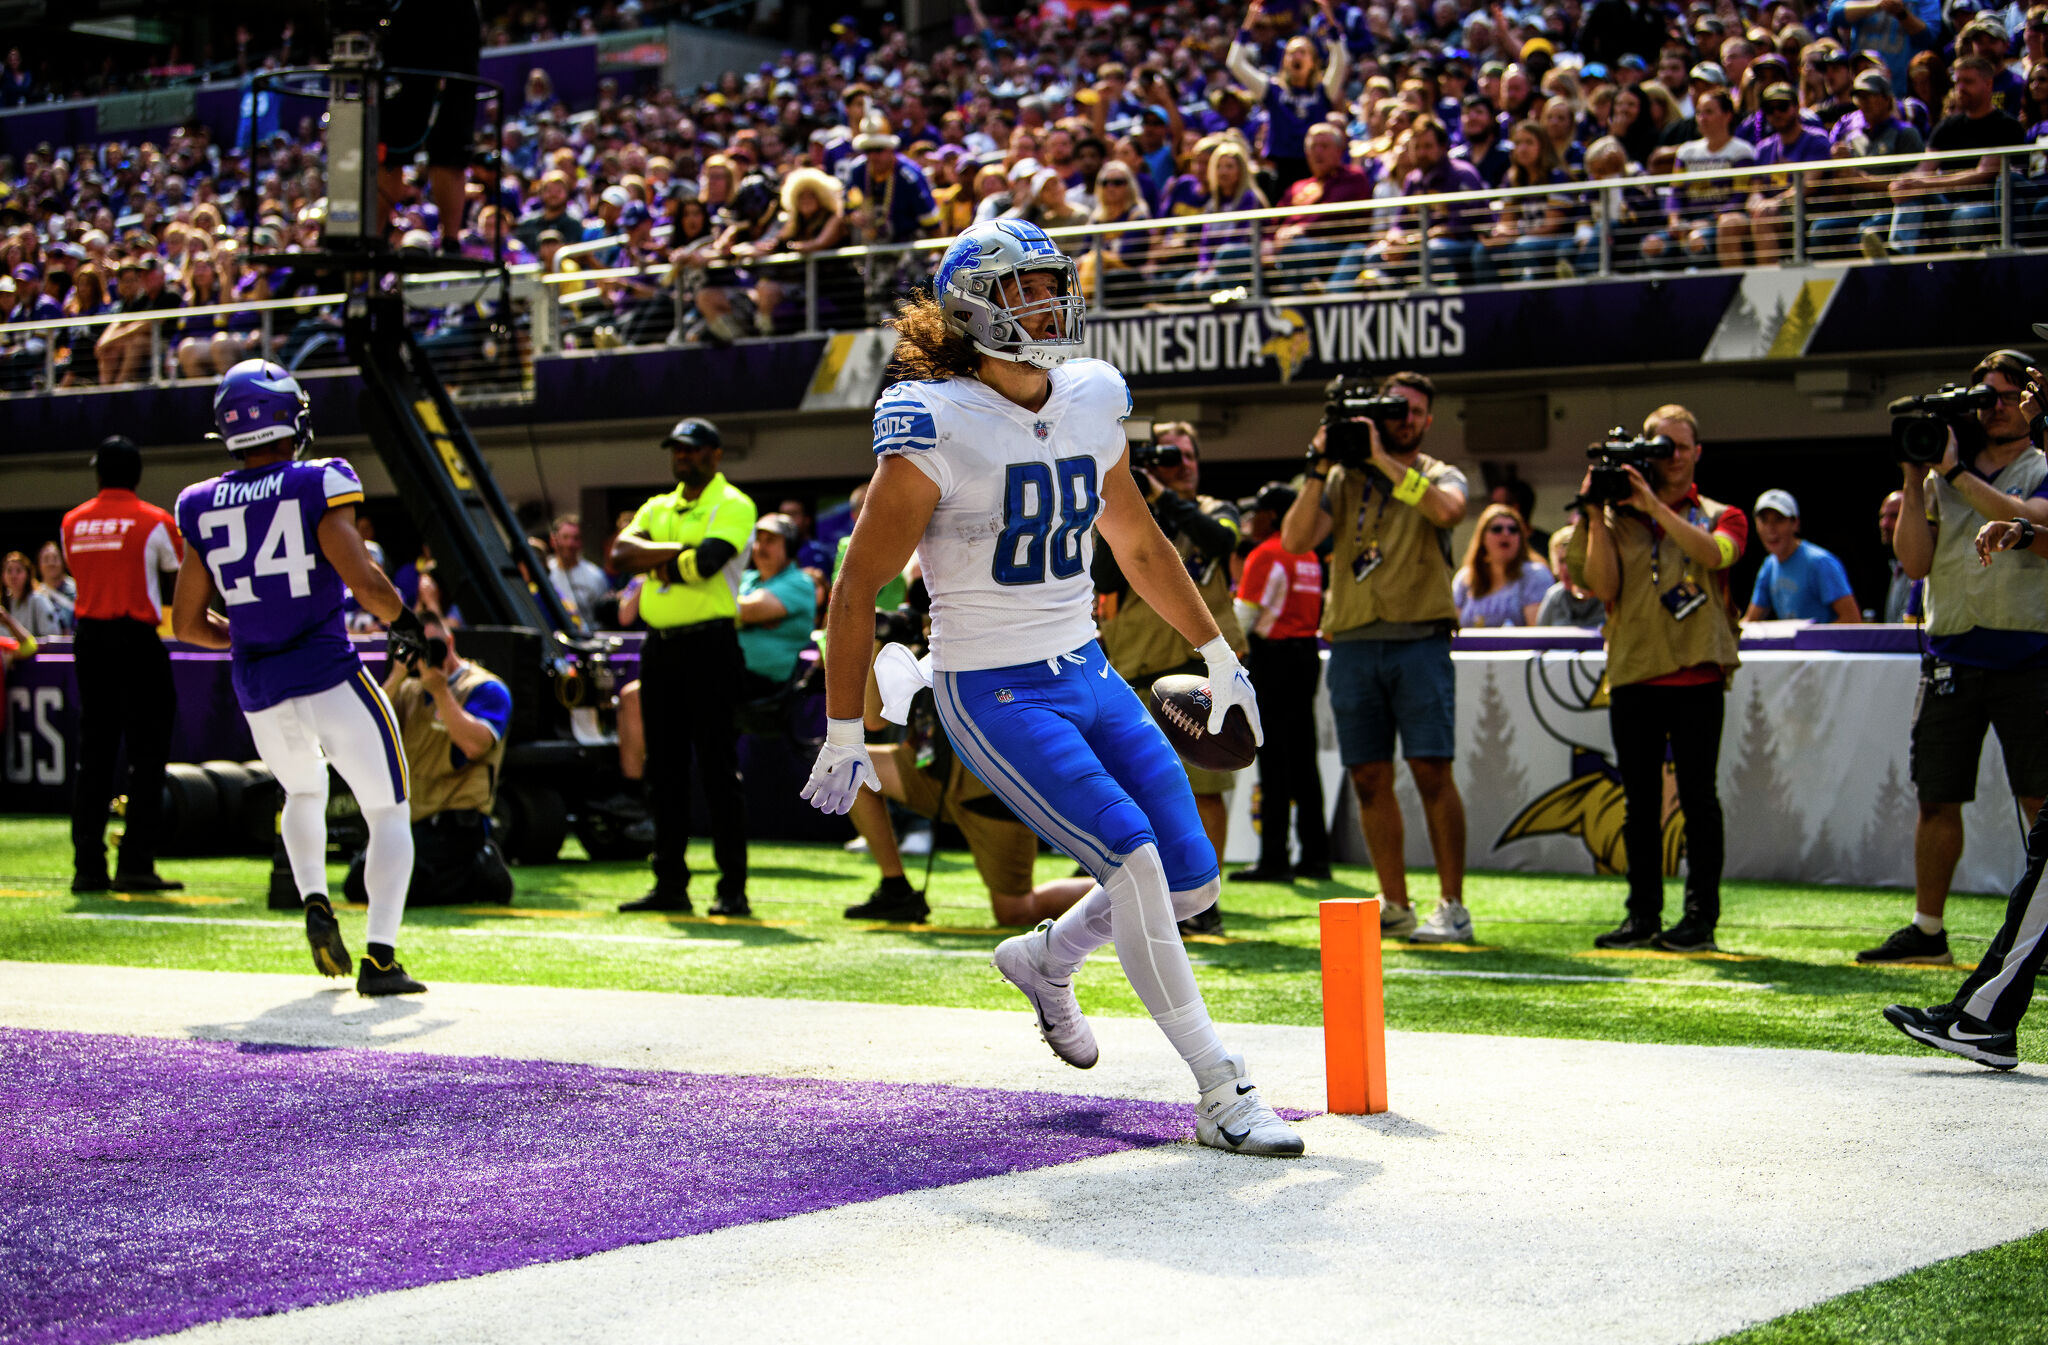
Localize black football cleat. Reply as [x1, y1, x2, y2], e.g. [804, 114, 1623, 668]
[1883, 1002, 2018, 1071]
[1229, 864, 1295, 884]
[708, 895, 753, 918]
[114, 871, 185, 893]
[1594, 915, 1661, 949]
[1857, 924, 1952, 965]
[1178, 904, 1224, 936]
[71, 872, 112, 895]
[844, 879, 929, 923]
[619, 890, 693, 914]
[1654, 918, 1719, 953]
[357, 955, 427, 996]
[304, 898, 352, 978]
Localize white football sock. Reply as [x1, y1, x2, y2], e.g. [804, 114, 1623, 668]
[1912, 911, 1943, 935]
[1105, 844, 1234, 1090]
[1044, 883, 1113, 976]
[280, 785, 330, 902]
[359, 802, 415, 946]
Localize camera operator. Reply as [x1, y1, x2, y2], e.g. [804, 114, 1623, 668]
[1280, 371, 1474, 944]
[345, 609, 513, 907]
[1095, 420, 1246, 935]
[1568, 404, 1748, 953]
[1863, 349, 2048, 966]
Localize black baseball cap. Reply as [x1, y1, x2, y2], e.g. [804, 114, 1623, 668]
[1253, 483, 1298, 516]
[661, 417, 722, 450]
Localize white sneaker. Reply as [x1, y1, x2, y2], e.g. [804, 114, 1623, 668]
[992, 920, 1099, 1069]
[842, 836, 870, 853]
[899, 827, 933, 856]
[1380, 899, 1417, 938]
[1408, 901, 1474, 944]
[1195, 1055, 1305, 1157]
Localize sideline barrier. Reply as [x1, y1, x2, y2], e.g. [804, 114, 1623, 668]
[1320, 896, 1389, 1116]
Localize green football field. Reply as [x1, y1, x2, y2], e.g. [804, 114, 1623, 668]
[5, 812, 2043, 1342]
[0, 813, 2031, 1061]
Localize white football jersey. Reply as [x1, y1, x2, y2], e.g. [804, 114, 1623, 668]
[873, 358, 1132, 672]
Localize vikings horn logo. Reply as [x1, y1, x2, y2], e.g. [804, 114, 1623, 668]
[1496, 654, 1687, 876]
[1259, 307, 1313, 383]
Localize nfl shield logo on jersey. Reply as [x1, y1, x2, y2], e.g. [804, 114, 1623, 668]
[995, 688, 1014, 704]
[1032, 420, 1050, 441]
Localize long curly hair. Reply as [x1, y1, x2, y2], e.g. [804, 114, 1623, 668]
[887, 293, 979, 381]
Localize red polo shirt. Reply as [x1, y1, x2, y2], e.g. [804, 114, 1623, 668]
[62, 488, 184, 626]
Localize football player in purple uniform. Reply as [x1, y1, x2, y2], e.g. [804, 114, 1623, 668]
[172, 360, 431, 996]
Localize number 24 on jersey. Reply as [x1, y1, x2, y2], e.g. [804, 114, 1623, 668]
[199, 502, 318, 605]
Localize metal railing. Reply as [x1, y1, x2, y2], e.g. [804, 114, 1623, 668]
[2, 141, 2040, 398]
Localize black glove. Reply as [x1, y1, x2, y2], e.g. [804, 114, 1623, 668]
[387, 607, 429, 669]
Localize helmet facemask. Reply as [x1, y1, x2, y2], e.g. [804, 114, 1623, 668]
[943, 254, 1088, 370]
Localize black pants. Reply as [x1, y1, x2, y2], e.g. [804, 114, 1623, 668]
[641, 622, 747, 900]
[344, 810, 512, 908]
[1950, 802, 2048, 1031]
[1608, 680, 1726, 925]
[1247, 635, 1329, 870]
[71, 618, 174, 879]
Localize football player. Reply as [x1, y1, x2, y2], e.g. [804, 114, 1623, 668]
[171, 361, 430, 996]
[802, 220, 1302, 1156]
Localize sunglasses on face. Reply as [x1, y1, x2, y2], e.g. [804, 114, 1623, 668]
[1486, 522, 1523, 536]
[1764, 100, 1794, 112]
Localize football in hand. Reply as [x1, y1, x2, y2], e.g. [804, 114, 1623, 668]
[1148, 674, 1257, 772]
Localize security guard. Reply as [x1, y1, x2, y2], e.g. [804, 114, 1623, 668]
[346, 610, 514, 907]
[60, 435, 185, 894]
[610, 417, 759, 916]
[1094, 420, 1247, 934]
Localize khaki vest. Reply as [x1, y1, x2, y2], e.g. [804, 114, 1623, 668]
[1569, 494, 1742, 689]
[1322, 455, 1460, 635]
[1100, 493, 1247, 682]
[391, 662, 510, 823]
[1926, 449, 2048, 639]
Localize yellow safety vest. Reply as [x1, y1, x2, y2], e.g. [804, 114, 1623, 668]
[628, 473, 759, 628]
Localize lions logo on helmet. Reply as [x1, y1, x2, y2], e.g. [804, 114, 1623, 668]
[934, 220, 1086, 370]
[213, 359, 313, 459]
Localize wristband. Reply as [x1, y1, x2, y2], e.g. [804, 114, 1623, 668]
[2017, 518, 2036, 551]
[1392, 467, 1429, 505]
[1942, 462, 1967, 485]
[1306, 469, 1327, 483]
[826, 717, 865, 747]
[1714, 532, 1737, 568]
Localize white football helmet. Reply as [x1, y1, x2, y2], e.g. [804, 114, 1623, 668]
[932, 220, 1086, 369]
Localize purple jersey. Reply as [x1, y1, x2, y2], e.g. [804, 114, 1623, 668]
[176, 457, 367, 712]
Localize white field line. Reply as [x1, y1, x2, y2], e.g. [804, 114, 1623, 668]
[65, 913, 742, 949]
[68, 914, 281, 928]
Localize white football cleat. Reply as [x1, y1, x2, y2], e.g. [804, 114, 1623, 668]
[1196, 1055, 1305, 1157]
[992, 920, 1099, 1069]
[1407, 900, 1474, 944]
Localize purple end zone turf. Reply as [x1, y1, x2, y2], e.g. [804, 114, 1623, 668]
[0, 1028, 1306, 1345]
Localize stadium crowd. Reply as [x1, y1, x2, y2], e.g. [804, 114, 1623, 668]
[2, 0, 2046, 385]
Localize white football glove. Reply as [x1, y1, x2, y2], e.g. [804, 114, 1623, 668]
[1200, 636, 1264, 747]
[801, 719, 881, 815]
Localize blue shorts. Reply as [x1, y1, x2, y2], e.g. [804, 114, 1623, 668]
[1326, 634, 1457, 765]
[933, 640, 1218, 891]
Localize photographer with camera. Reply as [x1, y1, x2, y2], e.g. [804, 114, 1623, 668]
[1861, 350, 2048, 966]
[1280, 371, 1474, 944]
[346, 609, 513, 908]
[1096, 421, 1247, 935]
[1568, 405, 1748, 952]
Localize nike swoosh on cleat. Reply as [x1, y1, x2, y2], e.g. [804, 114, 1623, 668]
[1221, 1126, 1250, 1146]
[1947, 1026, 2006, 1041]
[1236, 1083, 1255, 1094]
